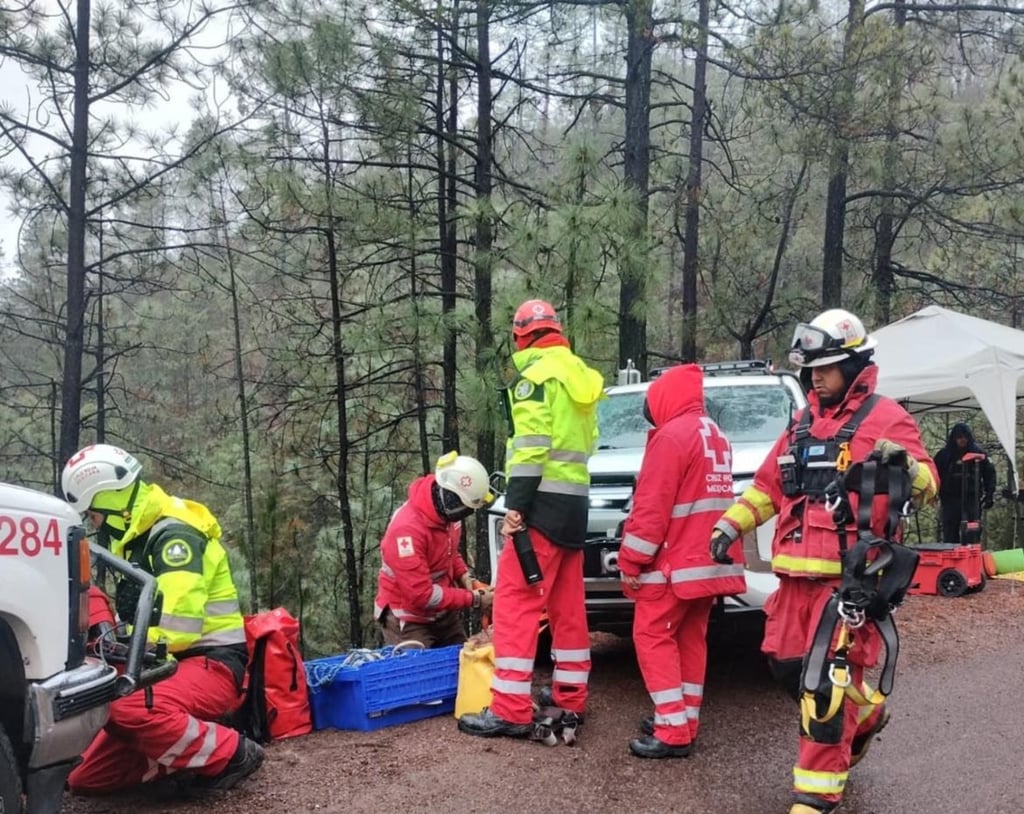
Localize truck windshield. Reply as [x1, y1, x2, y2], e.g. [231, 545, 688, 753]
[596, 384, 795, 449]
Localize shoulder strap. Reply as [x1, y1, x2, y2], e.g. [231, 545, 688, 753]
[792, 406, 813, 442]
[831, 393, 880, 440]
[836, 394, 880, 441]
[792, 393, 880, 444]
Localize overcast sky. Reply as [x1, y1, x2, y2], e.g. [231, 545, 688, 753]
[0, 3, 236, 278]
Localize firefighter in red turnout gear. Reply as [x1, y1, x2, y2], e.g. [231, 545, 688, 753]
[374, 453, 496, 647]
[458, 299, 604, 742]
[618, 364, 746, 759]
[711, 310, 937, 814]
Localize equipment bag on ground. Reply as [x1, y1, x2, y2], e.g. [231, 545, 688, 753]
[243, 607, 313, 742]
[455, 642, 495, 718]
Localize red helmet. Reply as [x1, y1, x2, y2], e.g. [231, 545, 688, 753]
[512, 299, 562, 338]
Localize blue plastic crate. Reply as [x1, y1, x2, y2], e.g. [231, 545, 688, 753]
[305, 645, 460, 731]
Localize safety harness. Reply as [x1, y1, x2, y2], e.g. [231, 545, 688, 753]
[799, 453, 920, 731]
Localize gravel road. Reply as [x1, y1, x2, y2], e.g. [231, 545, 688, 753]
[62, 578, 1024, 814]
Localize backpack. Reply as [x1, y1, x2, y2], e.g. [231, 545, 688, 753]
[242, 608, 313, 743]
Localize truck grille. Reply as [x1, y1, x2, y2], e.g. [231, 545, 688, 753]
[589, 474, 635, 489]
[54, 682, 117, 721]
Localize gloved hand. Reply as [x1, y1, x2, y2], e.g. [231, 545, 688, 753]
[479, 588, 494, 616]
[983, 494, 995, 510]
[710, 531, 733, 565]
[873, 438, 919, 480]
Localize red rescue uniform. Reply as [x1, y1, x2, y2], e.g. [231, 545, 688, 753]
[716, 364, 937, 808]
[374, 474, 476, 646]
[618, 364, 746, 747]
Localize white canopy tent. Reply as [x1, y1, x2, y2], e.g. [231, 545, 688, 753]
[872, 305, 1024, 478]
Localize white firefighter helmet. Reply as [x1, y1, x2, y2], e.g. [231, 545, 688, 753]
[61, 444, 142, 513]
[788, 308, 878, 368]
[435, 451, 495, 510]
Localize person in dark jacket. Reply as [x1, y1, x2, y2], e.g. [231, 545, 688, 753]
[933, 422, 996, 543]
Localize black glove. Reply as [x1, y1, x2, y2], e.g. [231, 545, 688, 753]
[983, 494, 995, 510]
[710, 531, 733, 565]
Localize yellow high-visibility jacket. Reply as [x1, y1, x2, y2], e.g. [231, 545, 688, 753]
[504, 343, 604, 548]
[113, 482, 246, 655]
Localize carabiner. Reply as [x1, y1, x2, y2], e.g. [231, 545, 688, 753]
[828, 662, 852, 688]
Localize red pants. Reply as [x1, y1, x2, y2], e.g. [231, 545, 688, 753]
[69, 656, 244, 794]
[632, 594, 714, 746]
[490, 528, 590, 724]
[764, 576, 887, 806]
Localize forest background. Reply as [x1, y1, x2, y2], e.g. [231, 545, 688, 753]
[3, 0, 1024, 655]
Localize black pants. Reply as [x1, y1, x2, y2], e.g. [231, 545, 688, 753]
[941, 502, 963, 544]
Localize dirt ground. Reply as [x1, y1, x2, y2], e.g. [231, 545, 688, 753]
[61, 577, 1024, 814]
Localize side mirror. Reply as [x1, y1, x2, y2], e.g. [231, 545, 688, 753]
[489, 471, 507, 496]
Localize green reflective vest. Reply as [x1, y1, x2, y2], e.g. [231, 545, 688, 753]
[505, 344, 604, 548]
[114, 482, 246, 654]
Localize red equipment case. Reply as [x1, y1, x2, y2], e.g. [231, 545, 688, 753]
[907, 543, 985, 597]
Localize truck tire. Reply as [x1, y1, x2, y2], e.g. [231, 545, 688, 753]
[0, 723, 24, 814]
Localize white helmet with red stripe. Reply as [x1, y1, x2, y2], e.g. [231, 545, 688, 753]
[61, 444, 142, 513]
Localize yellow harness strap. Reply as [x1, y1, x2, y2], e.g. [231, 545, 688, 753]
[800, 622, 887, 731]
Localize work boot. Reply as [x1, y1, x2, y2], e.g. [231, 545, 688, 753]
[457, 707, 532, 738]
[193, 737, 264, 792]
[789, 793, 839, 813]
[849, 705, 891, 768]
[628, 735, 691, 759]
[640, 714, 654, 737]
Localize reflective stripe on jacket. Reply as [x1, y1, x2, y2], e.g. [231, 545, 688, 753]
[504, 343, 604, 548]
[373, 474, 474, 624]
[618, 364, 746, 599]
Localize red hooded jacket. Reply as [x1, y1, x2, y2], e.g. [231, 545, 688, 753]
[373, 475, 475, 624]
[618, 364, 747, 600]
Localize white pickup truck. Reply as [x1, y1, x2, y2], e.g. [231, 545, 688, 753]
[0, 481, 175, 814]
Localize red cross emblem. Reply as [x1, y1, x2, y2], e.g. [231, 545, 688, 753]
[699, 417, 732, 474]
